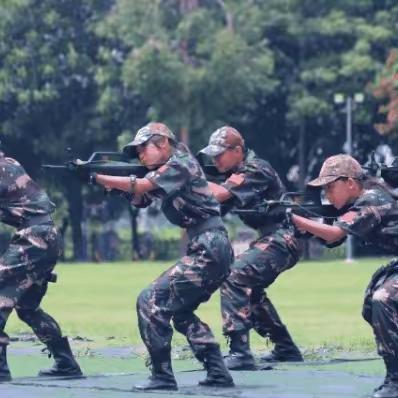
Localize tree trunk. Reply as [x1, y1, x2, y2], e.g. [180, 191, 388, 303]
[129, 206, 140, 260]
[64, 176, 87, 261]
[298, 119, 309, 260]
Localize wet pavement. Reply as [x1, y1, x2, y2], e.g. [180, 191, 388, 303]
[0, 364, 382, 398]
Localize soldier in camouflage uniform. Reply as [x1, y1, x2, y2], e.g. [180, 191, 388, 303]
[94, 122, 234, 391]
[0, 153, 82, 381]
[199, 126, 303, 370]
[291, 154, 398, 398]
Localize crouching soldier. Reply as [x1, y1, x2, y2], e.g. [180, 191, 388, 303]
[199, 126, 303, 370]
[291, 154, 398, 398]
[0, 153, 82, 381]
[94, 122, 234, 391]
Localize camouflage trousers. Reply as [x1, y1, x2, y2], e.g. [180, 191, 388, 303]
[363, 260, 398, 360]
[221, 228, 299, 338]
[0, 224, 63, 346]
[136, 227, 233, 363]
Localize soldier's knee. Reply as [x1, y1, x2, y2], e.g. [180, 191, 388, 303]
[16, 308, 36, 323]
[173, 315, 190, 334]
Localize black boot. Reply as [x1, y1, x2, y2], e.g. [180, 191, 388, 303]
[38, 337, 83, 378]
[134, 349, 177, 391]
[224, 331, 256, 370]
[373, 356, 398, 398]
[0, 345, 11, 382]
[260, 326, 303, 363]
[198, 345, 234, 387]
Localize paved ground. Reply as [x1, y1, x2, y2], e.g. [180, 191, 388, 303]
[1, 352, 384, 398]
[0, 368, 382, 398]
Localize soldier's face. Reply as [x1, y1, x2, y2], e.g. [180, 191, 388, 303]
[324, 178, 356, 209]
[213, 147, 242, 172]
[137, 141, 164, 169]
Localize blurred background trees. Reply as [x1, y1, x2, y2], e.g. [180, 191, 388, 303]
[1, 0, 397, 260]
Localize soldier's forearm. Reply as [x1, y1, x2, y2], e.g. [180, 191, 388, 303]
[208, 181, 232, 203]
[291, 213, 347, 243]
[95, 174, 155, 195]
[95, 175, 132, 192]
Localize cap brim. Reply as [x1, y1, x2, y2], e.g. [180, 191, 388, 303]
[307, 175, 340, 187]
[122, 135, 152, 157]
[199, 145, 226, 157]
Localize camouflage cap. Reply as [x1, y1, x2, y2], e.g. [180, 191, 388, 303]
[123, 122, 177, 157]
[199, 126, 245, 157]
[308, 154, 365, 187]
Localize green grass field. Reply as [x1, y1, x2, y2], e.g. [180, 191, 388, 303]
[5, 257, 387, 354]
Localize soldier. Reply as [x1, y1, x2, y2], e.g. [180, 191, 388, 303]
[291, 154, 398, 398]
[94, 122, 234, 391]
[199, 126, 303, 370]
[0, 153, 82, 381]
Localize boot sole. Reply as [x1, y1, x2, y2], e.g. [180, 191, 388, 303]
[37, 373, 85, 380]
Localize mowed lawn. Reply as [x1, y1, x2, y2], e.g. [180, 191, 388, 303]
[5, 258, 387, 352]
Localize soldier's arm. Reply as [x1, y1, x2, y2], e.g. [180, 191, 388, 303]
[291, 213, 347, 243]
[208, 181, 233, 202]
[95, 174, 156, 195]
[208, 173, 247, 203]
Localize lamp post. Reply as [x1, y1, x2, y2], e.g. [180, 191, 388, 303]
[333, 93, 364, 262]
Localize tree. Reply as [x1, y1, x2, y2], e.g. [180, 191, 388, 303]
[0, 0, 113, 260]
[96, 0, 277, 149]
[373, 49, 398, 137]
[225, 0, 398, 183]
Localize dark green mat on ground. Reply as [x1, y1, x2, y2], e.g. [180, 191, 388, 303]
[0, 363, 383, 398]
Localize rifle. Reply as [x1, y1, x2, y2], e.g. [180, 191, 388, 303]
[231, 151, 398, 221]
[42, 150, 151, 183]
[231, 191, 345, 222]
[363, 151, 398, 188]
[42, 149, 226, 188]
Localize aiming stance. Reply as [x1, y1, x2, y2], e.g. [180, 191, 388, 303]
[291, 154, 398, 398]
[199, 126, 302, 370]
[95, 122, 234, 391]
[0, 153, 82, 381]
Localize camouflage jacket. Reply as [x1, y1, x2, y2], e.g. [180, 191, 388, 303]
[334, 186, 398, 253]
[220, 149, 286, 231]
[134, 143, 220, 228]
[0, 154, 55, 228]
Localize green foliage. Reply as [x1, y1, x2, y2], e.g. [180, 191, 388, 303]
[96, 0, 278, 145]
[1, 0, 397, 160]
[1, 0, 398, 259]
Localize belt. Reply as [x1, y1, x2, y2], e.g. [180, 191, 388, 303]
[20, 214, 53, 229]
[187, 216, 225, 240]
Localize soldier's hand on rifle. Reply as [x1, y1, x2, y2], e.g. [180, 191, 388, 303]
[95, 173, 113, 192]
[290, 212, 307, 234]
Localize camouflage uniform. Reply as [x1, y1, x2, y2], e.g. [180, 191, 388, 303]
[308, 154, 398, 398]
[0, 153, 81, 381]
[124, 123, 234, 390]
[200, 126, 302, 367]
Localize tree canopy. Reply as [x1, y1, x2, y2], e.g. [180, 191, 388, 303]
[1, 0, 398, 259]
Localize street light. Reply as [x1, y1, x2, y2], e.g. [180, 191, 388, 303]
[333, 92, 364, 263]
